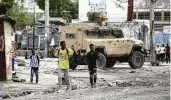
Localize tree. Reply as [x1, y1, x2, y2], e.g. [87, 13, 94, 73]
[69, 0, 79, 19]
[6, 3, 30, 29]
[155, 0, 170, 8]
[0, 0, 14, 14]
[36, 0, 78, 22]
[0, 0, 30, 29]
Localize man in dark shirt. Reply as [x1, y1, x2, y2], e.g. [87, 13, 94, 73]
[87, 44, 99, 88]
[166, 44, 170, 63]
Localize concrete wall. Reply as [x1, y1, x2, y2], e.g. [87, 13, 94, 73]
[4, 21, 13, 81]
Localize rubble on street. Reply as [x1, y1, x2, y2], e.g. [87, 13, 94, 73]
[0, 57, 170, 100]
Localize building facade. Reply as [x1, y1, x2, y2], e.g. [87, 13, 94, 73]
[133, 9, 170, 32]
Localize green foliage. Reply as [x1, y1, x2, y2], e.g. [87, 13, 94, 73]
[0, 0, 30, 30]
[69, 0, 78, 19]
[0, 2, 13, 14]
[36, 0, 78, 22]
[6, 3, 29, 29]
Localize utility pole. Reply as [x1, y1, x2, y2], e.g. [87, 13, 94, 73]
[33, 0, 36, 50]
[150, 0, 157, 65]
[45, 0, 49, 57]
[127, 0, 133, 21]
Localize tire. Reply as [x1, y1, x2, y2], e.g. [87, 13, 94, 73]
[106, 61, 116, 68]
[70, 64, 77, 70]
[96, 53, 106, 68]
[69, 56, 78, 70]
[128, 51, 144, 69]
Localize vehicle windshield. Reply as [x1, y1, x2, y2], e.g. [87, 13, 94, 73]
[85, 29, 124, 38]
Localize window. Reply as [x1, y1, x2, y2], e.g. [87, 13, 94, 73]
[112, 30, 124, 38]
[66, 33, 75, 39]
[37, 27, 45, 35]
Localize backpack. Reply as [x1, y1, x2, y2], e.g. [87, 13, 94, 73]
[58, 48, 69, 58]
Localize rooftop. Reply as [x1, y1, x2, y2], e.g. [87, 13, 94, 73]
[38, 17, 67, 25]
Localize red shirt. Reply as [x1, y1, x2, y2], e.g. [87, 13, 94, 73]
[166, 47, 170, 55]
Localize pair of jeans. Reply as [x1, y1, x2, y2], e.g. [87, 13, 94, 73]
[30, 67, 39, 83]
[160, 53, 165, 63]
[89, 68, 97, 86]
[58, 68, 70, 89]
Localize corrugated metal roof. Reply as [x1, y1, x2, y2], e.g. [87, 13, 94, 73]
[38, 17, 66, 25]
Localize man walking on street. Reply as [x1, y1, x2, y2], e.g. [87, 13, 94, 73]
[54, 41, 73, 92]
[155, 44, 161, 65]
[160, 44, 166, 63]
[87, 44, 99, 88]
[30, 50, 40, 83]
[166, 44, 170, 63]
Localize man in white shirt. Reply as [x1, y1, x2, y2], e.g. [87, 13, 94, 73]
[155, 44, 161, 63]
[30, 50, 40, 83]
[160, 44, 166, 63]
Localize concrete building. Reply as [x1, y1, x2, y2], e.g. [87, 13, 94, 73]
[0, 15, 16, 81]
[133, 9, 170, 32]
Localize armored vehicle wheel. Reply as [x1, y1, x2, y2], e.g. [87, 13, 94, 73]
[70, 64, 77, 70]
[69, 56, 78, 70]
[151, 62, 155, 66]
[128, 51, 144, 69]
[96, 53, 106, 68]
[106, 61, 116, 68]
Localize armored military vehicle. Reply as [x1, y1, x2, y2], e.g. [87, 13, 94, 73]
[59, 12, 144, 69]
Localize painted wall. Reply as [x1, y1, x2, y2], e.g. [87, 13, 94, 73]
[4, 21, 13, 81]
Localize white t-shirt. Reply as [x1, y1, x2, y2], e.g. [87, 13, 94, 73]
[155, 47, 161, 54]
[160, 47, 165, 54]
[30, 55, 39, 67]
